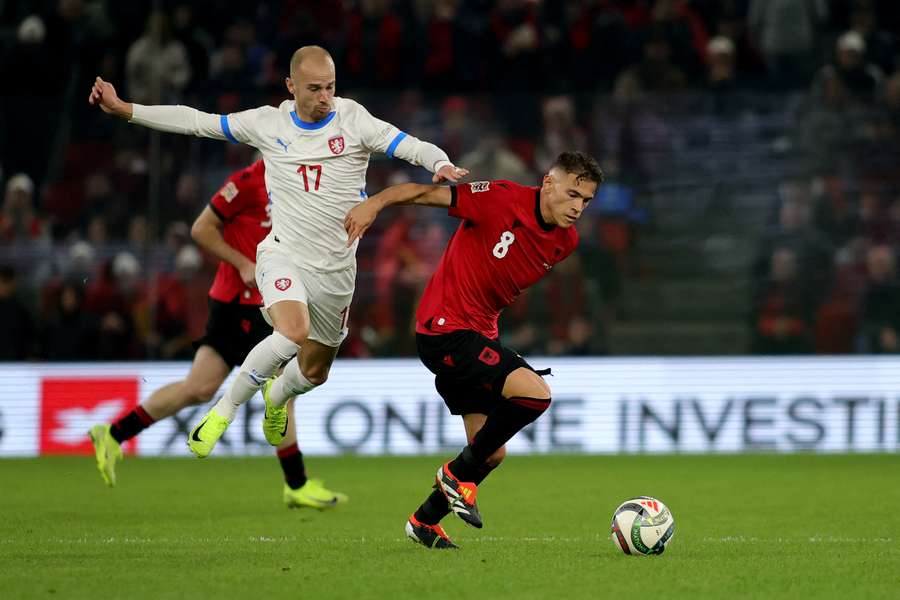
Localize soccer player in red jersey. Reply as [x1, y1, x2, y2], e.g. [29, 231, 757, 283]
[88, 160, 346, 508]
[345, 151, 603, 548]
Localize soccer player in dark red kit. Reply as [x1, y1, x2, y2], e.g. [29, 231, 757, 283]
[89, 159, 347, 508]
[345, 151, 602, 548]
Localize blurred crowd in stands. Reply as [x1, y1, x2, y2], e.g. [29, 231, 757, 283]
[0, 0, 899, 360]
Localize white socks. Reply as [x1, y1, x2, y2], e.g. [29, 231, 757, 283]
[213, 331, 298, 421]
[268, 357, 317, 408]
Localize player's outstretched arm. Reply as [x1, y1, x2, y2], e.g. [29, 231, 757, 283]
[191, 206, 257, 288]
[344, 183, 451, 247]
[88, 76, 231, 140]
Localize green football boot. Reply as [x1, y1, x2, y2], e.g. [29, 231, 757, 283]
[187, 409, 230, 458]
[283, 479, 348, 510]
[262, 378, 289, 446]
[88, 424, 122, 487]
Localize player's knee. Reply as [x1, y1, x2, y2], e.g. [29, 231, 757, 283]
[301, 364, 329, 387]
[182, 381, 217, 405]
[276, 322, 309, 347]
[502, 367, 551, 401]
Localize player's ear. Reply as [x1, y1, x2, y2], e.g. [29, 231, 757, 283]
[285, 77, 294, 94]
[542, 173, 553, 188]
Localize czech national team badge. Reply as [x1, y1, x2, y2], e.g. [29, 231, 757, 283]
[328, 135, 345, 155]
[275, 278, 292, 291]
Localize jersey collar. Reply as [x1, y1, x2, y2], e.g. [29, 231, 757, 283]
[534, 189, 555, 231]
[290, 110, 336, 130]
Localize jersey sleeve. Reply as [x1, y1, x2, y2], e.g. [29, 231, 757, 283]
[352, 100, 453, 172]
[448, 181, 510, 224]
[219, 106, 275, 147]
[354, 103, 403, 155]
[209, 171, 251, 221]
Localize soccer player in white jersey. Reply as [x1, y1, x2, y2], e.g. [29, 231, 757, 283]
[89, 45, 468, 457]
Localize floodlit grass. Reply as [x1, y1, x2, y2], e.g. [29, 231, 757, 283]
[1, 454, 898, 599]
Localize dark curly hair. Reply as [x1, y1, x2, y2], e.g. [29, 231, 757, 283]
[551, 151, 604, 186]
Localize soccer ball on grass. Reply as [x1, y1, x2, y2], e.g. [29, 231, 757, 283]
[610, 496, 675, 556]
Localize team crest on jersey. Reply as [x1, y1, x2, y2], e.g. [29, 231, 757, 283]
[275, 278, 292, 291]
[469, 181, 490, 193]
[218, 181, 239, 203]
[328, 135, 345, 155]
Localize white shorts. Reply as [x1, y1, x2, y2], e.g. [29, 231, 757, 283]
[256, 242, 355, 348]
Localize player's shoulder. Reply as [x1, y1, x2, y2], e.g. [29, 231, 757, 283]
[333, 96, 372, 125]
[466, 180, 533, 198]
[334, 96, 364, 113]
[491, 180, 532, 193]
[233, 103, 281, 119]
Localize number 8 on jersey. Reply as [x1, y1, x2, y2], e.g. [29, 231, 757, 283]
[492, 231, 516, 259]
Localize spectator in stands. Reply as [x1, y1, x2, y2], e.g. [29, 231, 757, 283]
[0, 265, 36, 360]
[754, 186, 834, 300]
[535, 95, 588, 173]
[614, 33, 687, 99]
[814, 31, 884, 103]
[0, 174, 48, 248]
[749, 0, 823, 89]
[649, 0, 708, 82]
[41, 282, 98, 360]
[848, 4, 897, 74]
[171, 3, 212, 90]
[751, 247, 817, 354]
[418, 0, 464, 91]
[153, 245, 207, 359]
[86, 252, 145, 359]
[372, 202, 446, 355]
[459, 127, 532, 182]
[858, 245, 900, 353]
[487, 0, 543, 90]
[342, 0, 414, 89]
[125, 11, 192, 104]
[706, 35, 738, 91]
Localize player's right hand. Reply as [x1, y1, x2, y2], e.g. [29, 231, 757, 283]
[344, 200, 380, 247]
[88, 76, 126, 116]
[239, 261, 258, 289]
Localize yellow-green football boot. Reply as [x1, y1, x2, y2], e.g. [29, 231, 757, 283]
[262, 378, 289, 446]
[187, 409, 230, 458]
[88, 424, 122, 487]
[283, 479, 349, 510]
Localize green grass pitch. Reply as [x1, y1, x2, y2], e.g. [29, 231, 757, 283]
[1, 454, 898, 599]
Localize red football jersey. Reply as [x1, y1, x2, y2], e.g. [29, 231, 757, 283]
[416, 180, 579, 339]
[207, 160, 271, 305]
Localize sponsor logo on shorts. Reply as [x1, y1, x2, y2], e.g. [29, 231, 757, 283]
[275, 278, 292, 291]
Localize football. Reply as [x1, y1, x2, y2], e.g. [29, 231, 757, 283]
[610, 496, 676, 556]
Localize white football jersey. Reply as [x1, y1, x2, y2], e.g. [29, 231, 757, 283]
[222, 97, 430, 272]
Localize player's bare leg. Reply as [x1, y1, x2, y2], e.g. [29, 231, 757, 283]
[90, 346, 230, 485]
[277, 398, 348, 509]
[189, 301, 302, 457]
[143, 346, 231, 419]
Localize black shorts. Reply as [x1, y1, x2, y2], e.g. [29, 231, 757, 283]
[193, 298, 273, 368]
[416, 330, 535, 416]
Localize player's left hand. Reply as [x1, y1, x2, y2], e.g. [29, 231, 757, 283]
[344, 200, 380, 247]
[433, 164, 468, 184]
